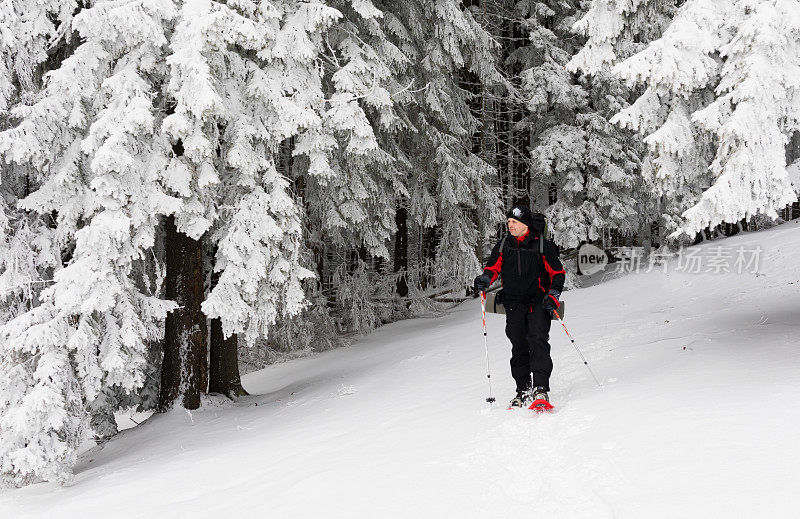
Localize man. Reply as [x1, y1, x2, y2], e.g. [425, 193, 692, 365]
[473, 206, 565, 407]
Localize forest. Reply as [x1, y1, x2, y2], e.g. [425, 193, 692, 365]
[1, 0, 798, 486]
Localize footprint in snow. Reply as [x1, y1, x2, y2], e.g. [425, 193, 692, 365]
[337, 384, 357, 396]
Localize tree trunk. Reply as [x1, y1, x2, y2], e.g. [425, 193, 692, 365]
[787, 131, 800, 219]
[512, 104, 529, 207]
[394, 205, 408, 297]
[158, 215, 207, 411]
[420, 225, 439, 291]
[207, 247, 247, 398]
[639, 218, 652, 256]
[208, 319, 248, 397]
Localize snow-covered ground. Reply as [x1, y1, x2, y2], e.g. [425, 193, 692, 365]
[2, 220, 800, 518]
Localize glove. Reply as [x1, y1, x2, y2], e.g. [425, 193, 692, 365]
[542, 289, 560, 311]
[473, 273, 491, 293]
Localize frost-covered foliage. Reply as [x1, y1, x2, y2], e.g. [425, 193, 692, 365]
[520, 0, 642, 248]
[161, 0, 321, 344]
[333, 260, 393, 334]
[300, 0, 504, 290]
[571, 0, 800, 237]
[667, 0, 800, 235]
[0, 201, 71, 487]
[0, 0, 178, 486]
[0, 2, 16, 115]
[300, 0, 402, 260]
[569, 0, 680, 75]
[0, 0, 506, 486]
[426, 8, 503, 285]
[386, 0, 504, 286]
[292, 0, 503, 337]
[0, 0, 339, 486]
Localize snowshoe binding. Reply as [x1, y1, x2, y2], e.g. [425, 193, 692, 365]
[508, 389, 531, 409]
[528, 386, 554, 413]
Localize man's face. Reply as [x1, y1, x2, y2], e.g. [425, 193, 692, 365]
[507, 218, 528, 237]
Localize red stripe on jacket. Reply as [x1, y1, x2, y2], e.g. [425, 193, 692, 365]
[485, 231, 530, 283]
[485, 254, 502, 284]
[542, 255, 565, 284]
[483, 230, 540, 284]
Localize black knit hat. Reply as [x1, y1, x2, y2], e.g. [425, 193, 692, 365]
[506, 206, 545, 234]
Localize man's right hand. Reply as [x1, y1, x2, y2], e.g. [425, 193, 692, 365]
[473, 273, 491, 293]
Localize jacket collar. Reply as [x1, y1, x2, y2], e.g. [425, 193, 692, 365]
[510, 230, 537, 247]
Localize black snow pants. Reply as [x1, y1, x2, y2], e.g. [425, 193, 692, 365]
[505, 302, 553, 392]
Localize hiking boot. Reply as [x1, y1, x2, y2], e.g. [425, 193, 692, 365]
[532, 386, 549, 402]
[509, 389, 531, 407]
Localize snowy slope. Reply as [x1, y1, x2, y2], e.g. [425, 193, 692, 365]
[2, 220, 800, 518]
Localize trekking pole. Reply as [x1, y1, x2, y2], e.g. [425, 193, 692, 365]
[480, 291, 496, 403]
[552, 309, 603, 388]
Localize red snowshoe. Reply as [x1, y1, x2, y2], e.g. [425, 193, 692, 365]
[528, 387, 554, 413]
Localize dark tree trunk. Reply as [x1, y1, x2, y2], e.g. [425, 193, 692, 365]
[158, 215, 207, 411]
[420, 225, 439, 291]
[208, 319, 248, 397]
[787, 132, 800, 219]
[494, 18, 510, 208]
[512, 106, 529, 207]
[495, 100, 509, 204]
[207, 250, 247, 398]
[394, 205, 408, 297]
[313, 241, 326, 291]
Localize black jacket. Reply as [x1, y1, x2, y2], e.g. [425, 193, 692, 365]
[482, 231, 565, 300]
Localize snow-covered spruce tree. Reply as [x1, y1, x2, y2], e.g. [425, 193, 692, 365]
[569, 0, 681, 76]
[519, 0, 641, 248]
[380, 0, 504, 290]
[567, 0, 702, 241]
[160, 0, 358, 403]
[573, 0, 800, 237]
[283, 0, 502, 338]
[309, 0, 401, 257]
[0, 2, 15, 117]
[655, 0, 799, 236]
[242, 0, 404, 341]
[0, 1, 179, 485]
[0, 199, 67, 487]
[612, 87, 716, 240]
[0, 0, 350, 483]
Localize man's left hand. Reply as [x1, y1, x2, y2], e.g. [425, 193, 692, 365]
[542, 290, 560, 311]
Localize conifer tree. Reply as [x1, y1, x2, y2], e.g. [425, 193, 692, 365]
[521, 0, 641, 248]
[294, 0, 503, 324]
[569, 0, 680, 76]
[0, 0, 508, 486]
[571, 0, 800, 236]
[380, 0, 504, 287]
[0, 0, 178, 485]
[568, 0, 698, 240]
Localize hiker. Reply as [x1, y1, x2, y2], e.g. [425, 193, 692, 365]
[473, 206, 565, 407]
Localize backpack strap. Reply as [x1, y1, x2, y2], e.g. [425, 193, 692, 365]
[538, 233, 547, 292]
